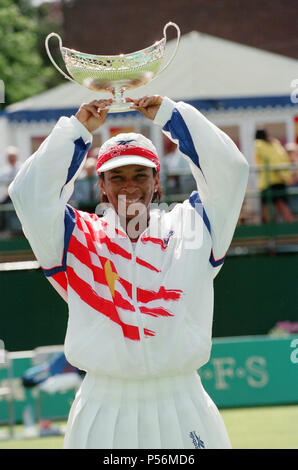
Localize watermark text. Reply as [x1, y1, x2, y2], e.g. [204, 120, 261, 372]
[95, 198, 204, 249]
[290, 79, 298, 104]
[0, 339, 5, 364]
[0, 80, 4, 103]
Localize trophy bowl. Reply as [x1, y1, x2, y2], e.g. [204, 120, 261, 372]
[45, 22, 180, 113]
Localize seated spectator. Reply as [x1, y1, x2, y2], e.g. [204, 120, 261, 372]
[0, 146, 21, 232]
[71, 155, 99, 212]
[162, 146, 196, 197]
[254, 129, 294, 223]
[285, 142, 298, 214]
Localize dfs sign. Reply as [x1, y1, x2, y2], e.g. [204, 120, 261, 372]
[199, 336, 298, 407]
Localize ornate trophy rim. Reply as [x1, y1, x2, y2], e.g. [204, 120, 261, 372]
[61, 36, 166, 63]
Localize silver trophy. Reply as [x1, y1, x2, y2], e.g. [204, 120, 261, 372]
[45, 22, 180, 113]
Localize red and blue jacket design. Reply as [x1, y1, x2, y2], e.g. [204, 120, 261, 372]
[9, 97, 248, 378]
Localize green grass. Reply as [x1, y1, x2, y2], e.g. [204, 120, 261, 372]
[0, 420, 65, 449]
[0, 405, 297, 449]
[221, 405, 298, 449]
[0, 435, 64, 449]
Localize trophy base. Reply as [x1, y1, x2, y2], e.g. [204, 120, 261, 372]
[106, 101, 134, 113]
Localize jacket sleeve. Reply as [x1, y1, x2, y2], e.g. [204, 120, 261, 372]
[8, 115, 92, 273]
[154, 97, 249, 273]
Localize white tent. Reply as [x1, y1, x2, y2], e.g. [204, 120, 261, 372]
[1, 30, 298, 166]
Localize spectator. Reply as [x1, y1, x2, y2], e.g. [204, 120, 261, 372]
[0, 146, 20, 198]
[71, 155, 98, 212]
[254, 129, 294, 223]
[285, 142, 298, 214]
[0, 146, 21, 232]
[285, 142, 298, 185]
[162, 145, 196, 196]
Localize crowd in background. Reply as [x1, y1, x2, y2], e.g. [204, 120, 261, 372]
[0, 146, 22, 234]
[0, 131, 298, 236]
[254, 129, 298, 223]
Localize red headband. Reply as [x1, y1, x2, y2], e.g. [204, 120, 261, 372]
[96, 145, 160, 173]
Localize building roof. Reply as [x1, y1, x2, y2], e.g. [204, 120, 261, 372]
[4, 30, 298, 121]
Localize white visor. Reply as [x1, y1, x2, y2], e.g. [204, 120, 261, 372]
[98, 155, 157, 172]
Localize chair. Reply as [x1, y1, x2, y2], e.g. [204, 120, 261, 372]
[27, 346, 81, 430]
[0, 350, 15, 439]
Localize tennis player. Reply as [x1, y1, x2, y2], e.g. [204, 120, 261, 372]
[9, 95, 249, 449]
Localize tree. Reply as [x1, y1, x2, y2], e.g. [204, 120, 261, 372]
[0, 0, 63, 109]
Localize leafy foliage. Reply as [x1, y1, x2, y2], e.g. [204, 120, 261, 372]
[0, 0, 64, 108]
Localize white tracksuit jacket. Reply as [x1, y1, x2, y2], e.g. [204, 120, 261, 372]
[9, 97, 249, 449]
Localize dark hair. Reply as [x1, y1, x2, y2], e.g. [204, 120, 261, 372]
[255, 129, 268, 141]
[98, 168, 163, 203]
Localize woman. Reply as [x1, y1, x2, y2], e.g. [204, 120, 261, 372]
[254, 129, 294, 223]
[9, 95, 248, 449]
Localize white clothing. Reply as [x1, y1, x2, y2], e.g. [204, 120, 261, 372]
[8, 97, 249, 448]
[64, 371, 230, 449]
[38, 372, 82, 395]
[163, 148, 192, 175]
[0, 163, 20, 201]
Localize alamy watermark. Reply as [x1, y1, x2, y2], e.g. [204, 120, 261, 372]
[0, 80, 5, 103]
[95, 198, 204, 250]
[0, 339, 5, 364]
[290, 338, 298, 364]
[290, 79, 298, 104]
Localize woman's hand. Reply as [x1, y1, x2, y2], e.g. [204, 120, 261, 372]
[75, 99, 113, 133]
[127, 95, 163, 121]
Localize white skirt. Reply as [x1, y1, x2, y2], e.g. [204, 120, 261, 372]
[63, 371, 231, 449]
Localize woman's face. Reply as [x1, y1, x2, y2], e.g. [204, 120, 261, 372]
[99, 164, 160, 224]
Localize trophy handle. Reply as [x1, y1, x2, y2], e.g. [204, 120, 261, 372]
[45, 33, 77, 83]
[153, 22, 181, 80]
